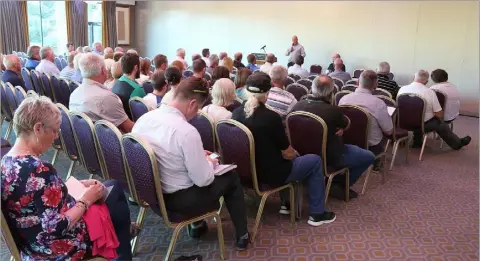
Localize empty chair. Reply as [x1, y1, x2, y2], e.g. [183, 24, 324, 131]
[14, 86, 27, 105]
[21, 68, 35, 92]
[183, 70, 194, 78]
[373, 88, 392, 98]
[129, 97, 150, 122]
[68, 80, 80, 93]
[39, 73, 55, 101]
[309, 64, 322, 74]
[188, 111, 216, 152]
[285, 76, 295, 87]
[54, 78, 72, 108]
[1, 82, 14, 139]
[54, 57, 62, 71]
[30, 70, 43, 94]
[331, 77, 344, 89]
[142, 80, 153, 94]
[342, 84, 357, 92]
[289, 74, 301, 81]
[56, 104, 81, 180]
[334, 90, 352, 105]
[297, 79, 313, 90]
[286, 83, 309, 101]
[353, 69, 365, 78]
[122, 133, 226, 261]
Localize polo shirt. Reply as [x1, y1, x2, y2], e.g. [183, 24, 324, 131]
[266, 87, 298, 117]
[339, 88, 393, 146]
[377, 73, 400, 99]
[397, 82, 442, 122]
[1, 70, 25, 89]
[69, 78, 128, 126]
[287, 64, 309, 79]
[112, 75, 147, 118]
[36, 59, 60, 76]
[246, 63, 259, 71]
[327, 63, 346, 73]
[285, 44, 305, 63]
[132, 105, 215, 193]
[329, 70, 352, 84]
[291, 96, 349, 167]
[25, 59, 40, 70]
[232, 103, 292, 186]
[430, 82, 460, 121]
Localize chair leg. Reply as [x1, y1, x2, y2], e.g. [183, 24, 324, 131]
[361, 166, 372, 195]
[405, 136, 411, 163]
[384, 139, 391, 154]
[4, 121, 12, 140]
[164, 224, 186, 261]
[440, 138, 444, 149]
[250, 192, 272, 242]
[324, 175, 334, 205]
[214, 213, 226, 260]
[382, 155, 387, 183]
[289, 185, 295, 225]
[419, 134, 428, 161]
[65, 160, 75, 181]
[131, 206, 147, 256]
[344, 170, 350, 202]
[51, 149, 60, 165]
[389, 141, 400, 171]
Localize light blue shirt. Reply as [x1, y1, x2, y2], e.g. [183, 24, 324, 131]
[92, 50, 104, 56]
[36, 59, 60, 76]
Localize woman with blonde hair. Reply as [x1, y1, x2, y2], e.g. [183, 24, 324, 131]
[107, 61, 123, 89]
[201, 78, 236, 122]
[104, 58, 115, 87]
[222, 56, 234, 73]
[231, 72, 335, 227]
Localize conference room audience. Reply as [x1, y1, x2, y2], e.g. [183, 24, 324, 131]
[291, 75, 375, 197]
[59, 52, 77, 80]
[66, 42, 75, 53]
[397, 70, 470, 149]
[193, 59, 207, 79]
[234, 68, 252, 101]
[161, 66, 183, 105]
[327, 53, 345, 73]
[92, 42, 103, 55]
[36, 46, 60, 76]
[339, 70, 393, 169]
[430, 69, 460, 122]
[71, 53, 84, 83]
[287, 55, 309, 79]
[234, 52, 245, 69]
[70, 53, 134, 133]
[25, 45, 41, 70]
[376, 61, 400, 99]
[232, 72, 335, 226]
[115, 46, 124, 53]
[112, 52, 147, 118]
[153, 54, 168, 73]
[113, 51, 124, 62]
[2, 55, 25, 89]
[207, 54, 219, 75]
[246, 53, 260, 71]
[201, 48, 211, 67]
[143, 70, 168, 109]
[202, 78, 236, 122]
[328, 58, 351, 84]
[1, 95, 136, 261]
[259, 53, 275, 74]
[266, 65, 297, 117]
[82, 46, 92, 53]
[285, 35, 306, 67]
[133, 77, 250, 249]
[211, 66, 231, 85]
[174, 48, 188, 69]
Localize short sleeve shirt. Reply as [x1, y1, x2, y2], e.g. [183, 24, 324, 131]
[69, 78, 128, 126]
[397, 82, 442, 121]
[232, 103, 292, 186]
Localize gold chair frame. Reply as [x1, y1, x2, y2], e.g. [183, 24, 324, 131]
[1, 82, 14, 139]
[374, 88, 392, 98]
[215, 119, 295, 242]
[122, 134, 226, 261]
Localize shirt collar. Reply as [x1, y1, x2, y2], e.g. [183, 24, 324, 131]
[159, 104, 187, 121]
[82, 78, 108, 90]
[119, 75, 142, 89]
[355, 88, 372, 94]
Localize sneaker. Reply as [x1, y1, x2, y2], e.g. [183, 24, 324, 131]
[307, 212, 336, 227]
[236, 233, 249, 251]
[187, 220, 209, 239]
[279, 203, 290, 215]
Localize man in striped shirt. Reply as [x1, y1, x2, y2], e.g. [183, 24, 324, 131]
[376, 61, 399, 99]
[266, 65, 297, 117]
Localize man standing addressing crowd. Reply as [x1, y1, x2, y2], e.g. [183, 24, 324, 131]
[285, 35, 306, 68]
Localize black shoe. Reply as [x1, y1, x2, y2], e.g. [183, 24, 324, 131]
[461, 136, 471, 147]
[411, 142, 423, 148]
[307, 212, 336, 227]
[279, 202, 290, 215]
[329, 183, 358, 200]
[236, 233, 249, 251]
[187, 221, 209, 239]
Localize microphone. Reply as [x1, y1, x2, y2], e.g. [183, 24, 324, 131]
[260, 45, 266, 50]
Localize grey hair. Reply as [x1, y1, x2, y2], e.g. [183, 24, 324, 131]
[209, 54, 219, 66]
[73, 53, 84, 70]
[13, 95, 61, 137]
[359, 70, 378, 90]
[92, 42, 101, 48]
[76, 47, 83, 53]
[414, 70, 429, 84]
[311, 76, 335, 99]
[40, 46, 53, 59]
[269, 65, 287, 84]
[377, 61, 390, 74]
[176, 48, 185, 55]
[211, 78, 236, 107]
[27, 45, 40, 58]
[244, 90, 268, 118]
[83, 46, 92, 53]
[79, 53, 105, 78]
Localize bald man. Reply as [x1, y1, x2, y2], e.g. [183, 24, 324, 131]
[2, 55, 25, 89]
[260, 53, 276, 74]
[285, 35, 305, 67]
[327, 53, 345, 73]
[328, 58, 351, 83]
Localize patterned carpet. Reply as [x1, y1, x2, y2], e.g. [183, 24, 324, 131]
[1, 115, 478, 261]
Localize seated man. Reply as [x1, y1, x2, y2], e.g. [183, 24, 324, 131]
[232, 72, 335, 226]
[328, 58, 351, 84]
[266, 65, 297, 117]
[259, 53, 275, 75]
[430, 69, 460, 122]
[174, 48, 188, 69]
[153, 54, 168, 73]
[292, 75, 375, 198]
[112, 52, 147, 118]
[376, 61, 400, 99]
[327, 53, 345, 73]
[36, 46, 60, 76]
[206, 54, 219, 75]
[69, 53, 134, 133]
[398, 70, 470, 149]
[192, 59, 206, 79]
[339, 70, 393, 170]
[132, 77, 250, 250]
[246, 53, 259, 71]
[287, 55, 309, 79]
[233, 52, 245, 69]
[25, 45, 41, 70]
[60, 52, 77, 80]
[2, 55, 25, 89]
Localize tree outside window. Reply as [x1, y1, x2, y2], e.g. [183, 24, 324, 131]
[87, 1, 102, 47]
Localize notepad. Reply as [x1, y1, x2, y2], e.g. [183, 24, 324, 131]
[214, 164, 237, 176]
[65, 177, 113, 202]
[387, 106, 396, 116]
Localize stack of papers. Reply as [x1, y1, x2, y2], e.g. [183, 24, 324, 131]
[387, 106, 396, 116]
[65, 177, 112, 203]
[214, 164, 237, 176]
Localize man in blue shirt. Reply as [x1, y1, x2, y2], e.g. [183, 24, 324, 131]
[25, 45, 41, 70]
[92, 42, 104, 56]
[246, 53, 260, 71]
[2, 55, 25, 89]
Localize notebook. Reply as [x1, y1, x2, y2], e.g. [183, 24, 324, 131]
[65, 177, 113, 203]
[214, 164, 237, 176]
[387, 106, 396, 116]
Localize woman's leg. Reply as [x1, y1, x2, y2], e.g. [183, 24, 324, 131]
[103, 180, 133, 261]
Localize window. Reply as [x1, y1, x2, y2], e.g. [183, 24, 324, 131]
[87, 1, 102, 47]
[27, 1, 68, 55]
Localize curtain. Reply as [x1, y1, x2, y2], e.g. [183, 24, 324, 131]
[0, 1, 29, 54]
[66, 0, 88, 48]
[102, 1, 117, 48]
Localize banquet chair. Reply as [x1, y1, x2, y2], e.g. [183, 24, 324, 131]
[1, 82, 14, 139]
[341, 84, 357, 92]
[56, 104, 81, 180]
[289, 74, 302, 81]
[334, 90, 352, 105]
[225, 99, 242, 112]
[60, 57, 67, 69]
[39, 73, 55, 101]
[331, 77, 344, 89]
[142, 80, 153, 94]
[286, 83, 309, 101]
[4, 83, 19, 113]
[29, 70, 44, 95]
[68, 80, 80, 93]
[372, 88, 392, 98]
[309, 64, 322, 74]
[353, 69, 365, 79]
[376, 95, 397, 107]
[433, 90, 452, 149]
[388, 72, 395, 81]
[54, 57, 62, 71]
[183, 70, 194, 78]
[297, 79, 313, 90]
[20, 68, 34, 92]
[14, 86, 27, 105]
[188, 111, 216, 153]
[285, 76, 295, 87]
[54, 78, 72, 108]
[345, 79, 358, 85]
[308, 75, 317, 81]
[128, 97, 150, 122]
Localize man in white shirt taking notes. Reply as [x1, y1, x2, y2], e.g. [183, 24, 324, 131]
[132, 77, 250, 250]
[285, 35, 305, 67]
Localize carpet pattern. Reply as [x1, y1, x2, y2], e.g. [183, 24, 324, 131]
[1, 116, 478, 261]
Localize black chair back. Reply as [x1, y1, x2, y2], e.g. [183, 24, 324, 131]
[397, 94, 426, 134]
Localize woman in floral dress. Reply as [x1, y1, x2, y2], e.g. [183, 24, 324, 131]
[1, 96, 134, 261]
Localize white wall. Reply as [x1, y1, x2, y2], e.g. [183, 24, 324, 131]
[137, 1, 479, 116]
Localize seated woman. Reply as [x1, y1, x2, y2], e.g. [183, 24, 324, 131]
[1, 96, 136, 261]
[231, 72, 336, 227]
[201, 78, 236, 122]
[211, 66, 230, 86]
[234, 68, 252, 102]
[103, 58, 116, 88]
[161, 66, 183, 105]
[137, 58, 152, 85]
[143, 70, 168, 109]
